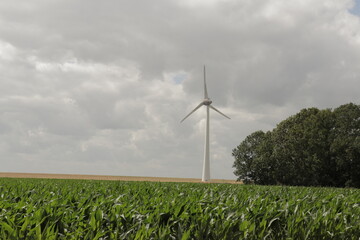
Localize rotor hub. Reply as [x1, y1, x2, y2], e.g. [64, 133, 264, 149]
[203, 98, 212, 106]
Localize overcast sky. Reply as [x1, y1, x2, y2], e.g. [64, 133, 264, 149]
[1, 0, 360, 180]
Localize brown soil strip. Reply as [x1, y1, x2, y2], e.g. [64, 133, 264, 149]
[0, 172, 240, 184]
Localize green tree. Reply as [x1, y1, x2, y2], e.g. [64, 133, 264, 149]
[232, 130, 275, 184]
[330, 103, 360, 187]
[233, 103, 360, 187]
[232, 130, 266, 184]
[271, 108, 333, 186]
[252, 131, 275, 184]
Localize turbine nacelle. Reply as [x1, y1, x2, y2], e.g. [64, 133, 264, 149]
[203, 98, 212, 106]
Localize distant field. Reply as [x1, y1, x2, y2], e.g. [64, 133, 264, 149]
[0, 172, 239, 184]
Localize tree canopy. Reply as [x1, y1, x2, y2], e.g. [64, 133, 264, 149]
[232, 103, 360, 188]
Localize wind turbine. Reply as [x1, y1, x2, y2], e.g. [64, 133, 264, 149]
[181, 66, 230, 182]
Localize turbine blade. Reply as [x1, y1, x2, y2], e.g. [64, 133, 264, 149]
[180, 102, 204, 123]
[209, 105, 231, 119]
[204, 65, 208, 99]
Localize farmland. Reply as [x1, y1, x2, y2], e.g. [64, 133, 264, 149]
[0, 172, 238, 184]
[0, 178, 359, 239]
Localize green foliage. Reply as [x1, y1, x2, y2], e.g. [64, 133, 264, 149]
[0, 178, 359, 239]
[233, 103, 360, 187]
[232, 131, 275, 185]
[331, 103, 360, 187]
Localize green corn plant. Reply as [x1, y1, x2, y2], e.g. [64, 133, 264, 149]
[0, 178, 359, 239]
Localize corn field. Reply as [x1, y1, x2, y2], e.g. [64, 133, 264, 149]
[0, 178, 359, 239]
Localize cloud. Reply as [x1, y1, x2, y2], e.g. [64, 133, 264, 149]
[0, 40, 17, 61]
[0, 0, 359, 179]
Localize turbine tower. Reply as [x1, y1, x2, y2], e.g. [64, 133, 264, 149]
[181, 66, 230, 182]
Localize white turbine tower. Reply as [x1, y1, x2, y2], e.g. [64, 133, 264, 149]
[181, 66, 230, 182]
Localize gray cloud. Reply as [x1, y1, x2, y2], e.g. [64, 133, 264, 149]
[0, 0, 359, 179]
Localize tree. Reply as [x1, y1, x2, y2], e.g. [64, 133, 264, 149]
[271, 108, 333, 186]
[233, 103, 360, 187]
[232, 130, 266, 184]
[232, 130, 275, 184]
[330, 103, 360, 187]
